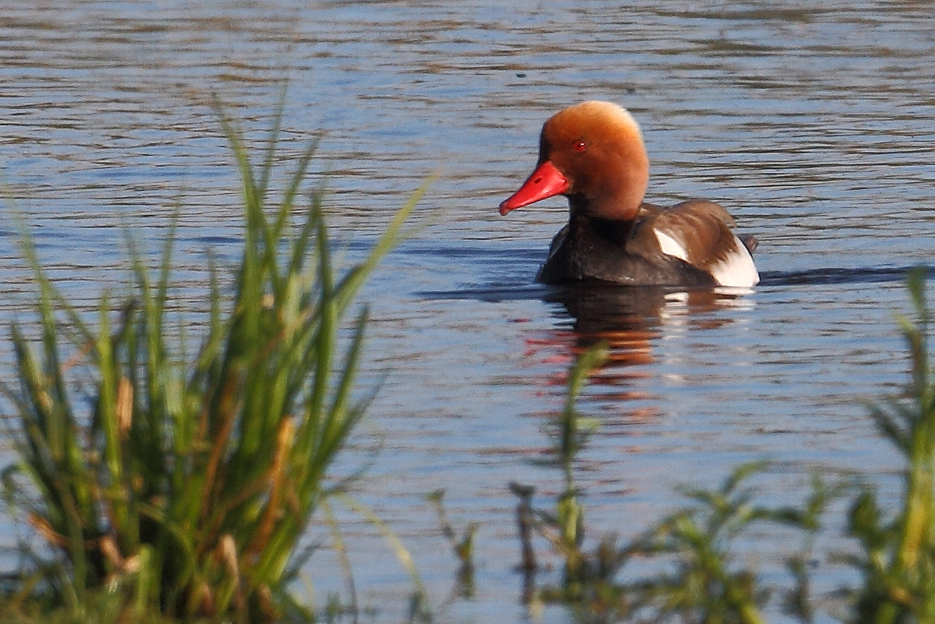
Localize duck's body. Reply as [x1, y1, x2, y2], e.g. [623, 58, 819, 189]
[500, 101, 759, 288]
[537, 199, 759, 287]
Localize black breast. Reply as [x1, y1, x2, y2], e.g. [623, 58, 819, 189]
[535, 215, 716, 287]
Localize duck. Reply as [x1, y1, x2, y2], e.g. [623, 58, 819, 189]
[499, 101, 759, 288]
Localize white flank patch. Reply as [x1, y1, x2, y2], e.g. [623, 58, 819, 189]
[654, 230, 689, 262]
[709, 236, 760, 288]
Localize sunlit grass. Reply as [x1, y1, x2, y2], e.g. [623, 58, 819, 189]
[845, 267, 935, 623]
[0, 100, 423, 623]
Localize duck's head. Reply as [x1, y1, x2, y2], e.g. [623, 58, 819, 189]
[499, 101, 649, 221]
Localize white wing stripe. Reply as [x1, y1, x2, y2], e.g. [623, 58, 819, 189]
[654, 230, 689, 261]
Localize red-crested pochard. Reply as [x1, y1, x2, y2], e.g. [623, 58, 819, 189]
[500, 101, 759, 288]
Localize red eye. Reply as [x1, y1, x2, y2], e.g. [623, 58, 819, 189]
[573, 140, 587, 152]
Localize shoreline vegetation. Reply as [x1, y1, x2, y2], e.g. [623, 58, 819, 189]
[2, 106, 934, 623]
[0, 103, 425, 623]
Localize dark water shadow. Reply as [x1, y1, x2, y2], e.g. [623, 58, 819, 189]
[758, 265, 934, 287]
[419, 264, 935, 303]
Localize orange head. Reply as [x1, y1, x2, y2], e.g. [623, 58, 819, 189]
[500, 101, 650, 222]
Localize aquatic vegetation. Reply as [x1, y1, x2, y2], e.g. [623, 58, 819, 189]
[427, 489, 477, 599]
[843, 267, 935, 623]
[0, 101, 423, 623]
[512, 267, 935, 624]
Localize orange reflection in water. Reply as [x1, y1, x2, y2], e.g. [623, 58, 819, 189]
[524, 284, 755, 420]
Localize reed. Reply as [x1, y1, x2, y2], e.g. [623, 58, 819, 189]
[510, 344, 615, 611]
[0, 101, 422, 623]
[845, 266, 935, 623]
[427, 489, 477, 598]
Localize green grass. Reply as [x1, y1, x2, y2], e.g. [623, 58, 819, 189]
[0, 100, 423, 623]
[845, 267, 935, 623]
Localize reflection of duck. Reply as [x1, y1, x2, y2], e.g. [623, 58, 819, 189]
[547, 284, 750, 360]
[500, 101, 759, 288]
[532, 285, 755, 408]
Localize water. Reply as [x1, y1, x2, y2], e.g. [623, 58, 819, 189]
[2, 1, 935, 621]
